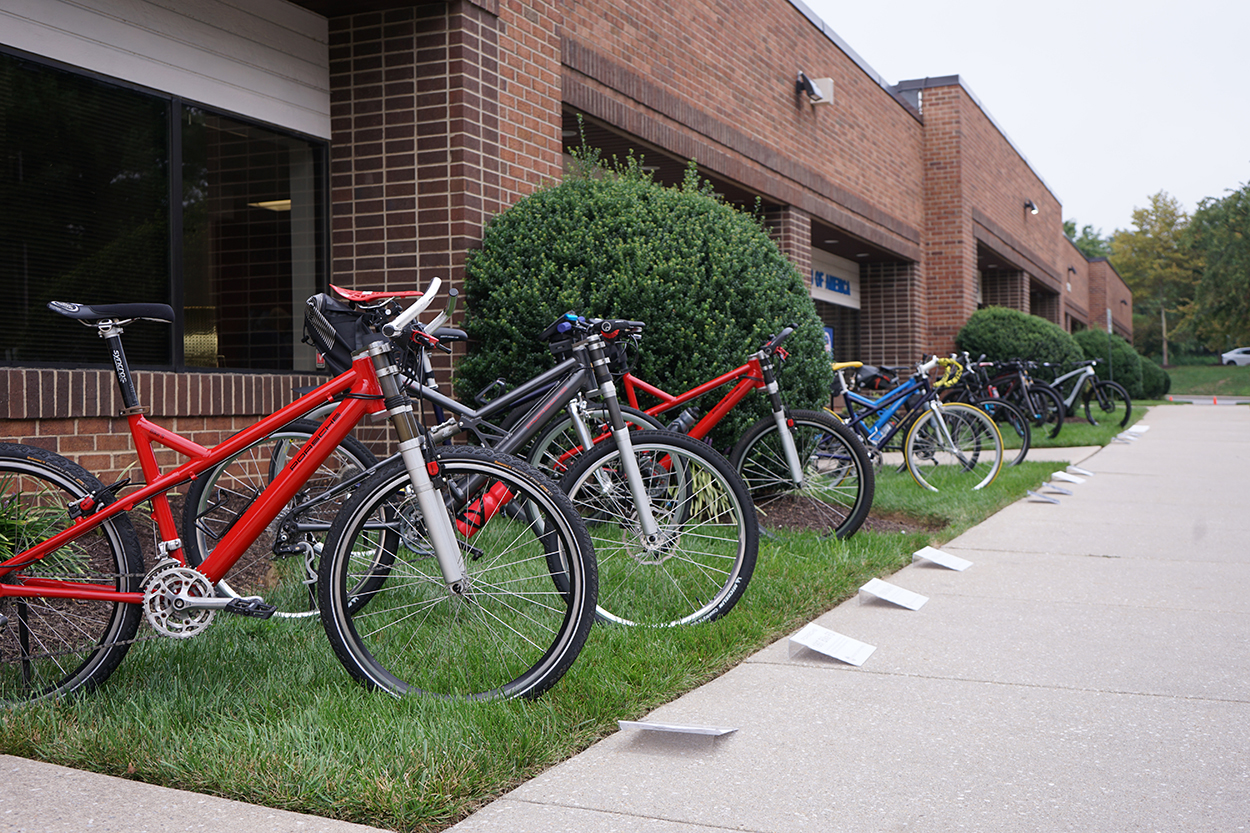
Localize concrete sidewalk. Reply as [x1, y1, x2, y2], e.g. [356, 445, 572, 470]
[447, 404, 1249, 832]
[4, 405, 1246, 832]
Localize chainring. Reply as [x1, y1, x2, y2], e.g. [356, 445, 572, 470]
[143, 559, 217, 638]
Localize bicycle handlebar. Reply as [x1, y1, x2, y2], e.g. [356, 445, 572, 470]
[760, 326, 796, 356]
[382, 276, 442, 337]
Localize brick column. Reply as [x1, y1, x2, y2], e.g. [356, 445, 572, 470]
[920, 84, 977, 357]
[763, 205, 812, 283]
[860, 261, 924, 365]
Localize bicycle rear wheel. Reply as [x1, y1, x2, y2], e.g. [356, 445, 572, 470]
[1084, 380, 1132, 428]
[973, 398, 1031, 466]
[1025, 383, 1065, 439]
[903, 402, 1003, 491]
[318, 447, 596, 699]
[183, 420, 377, 618]
[0, 444, 144, 702]
[527, 405, 664, 479]
[728, 409, 874, 539]
[560, 430, 757, 627]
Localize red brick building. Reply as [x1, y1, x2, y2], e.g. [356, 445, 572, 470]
[1, 0, 1131, 478]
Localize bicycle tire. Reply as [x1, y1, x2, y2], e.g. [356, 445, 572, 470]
[0, 443, 144, 702]
[560, 430, 758, 627]
[1026, 382, 1065, 439]
[902, 402, 1004, 492]
[1084, 380, 1132, 428]
[527, 405, 665, 479]
[318, 446, 597, 700]
[182, 420, 378, 619]
[728, 409, 874, 539]
[972, 398, 1031, 466]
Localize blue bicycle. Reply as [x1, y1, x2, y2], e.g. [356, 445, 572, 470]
[829, 357, 1004, 492]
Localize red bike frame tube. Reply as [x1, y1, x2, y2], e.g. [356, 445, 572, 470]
[622, 356, 766, 442]
[0, 353, 385, 600]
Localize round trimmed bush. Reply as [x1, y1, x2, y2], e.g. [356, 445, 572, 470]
[1073, 329, 1144, 399]
[458, 158, 833, 448]
[955, 307, 1084, 372]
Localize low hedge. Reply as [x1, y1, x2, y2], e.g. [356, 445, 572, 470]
[955, 307, 1084, 370]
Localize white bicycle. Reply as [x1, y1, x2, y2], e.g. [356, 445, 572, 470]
[1043, 359, 1133, 428]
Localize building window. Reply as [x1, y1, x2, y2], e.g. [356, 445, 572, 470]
[0, 50, 326, 371]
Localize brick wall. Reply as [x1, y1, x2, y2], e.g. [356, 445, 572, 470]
[860, 261, 924, 364]
[559, 0, 925, 258]
[982, 270, 1028, 311]
[765, 205, 813, 280]
[0, 368, 328, 485]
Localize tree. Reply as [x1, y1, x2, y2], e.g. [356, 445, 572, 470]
[1109, 192, 1202, 365]
[1063, 219, 1111, 259]
[1185, 182, 1250, 349]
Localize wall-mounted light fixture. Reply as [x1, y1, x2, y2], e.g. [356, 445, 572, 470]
[1024, 200, 1039, 215]
[796, 72, 833, 106]
[1067, 266, 1077, 274]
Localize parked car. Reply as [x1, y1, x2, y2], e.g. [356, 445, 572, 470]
[1221, 347, 1250, 366]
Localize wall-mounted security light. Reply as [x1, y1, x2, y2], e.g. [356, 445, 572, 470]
[796, 72, 833, 106]
[1024, 200, 1039, 215]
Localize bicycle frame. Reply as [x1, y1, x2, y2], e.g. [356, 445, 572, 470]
[2, 291, 471, 607]
[1048, 363, 1097, 411]
[620, 329, 807, 484]
[837, 376, 929, 451]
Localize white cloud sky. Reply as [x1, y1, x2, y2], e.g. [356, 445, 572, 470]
[797, 0, 1250, 235]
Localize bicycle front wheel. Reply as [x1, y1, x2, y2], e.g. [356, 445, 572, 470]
[729, 409, 874, 539]
[318, 446, 596, 699]
[560, 430, 758, 627]
[903, 402, 1003, 492]
[0, 444, 144, 702]
[1084, 380, 1132, 428]
[183, 420, 378, 618]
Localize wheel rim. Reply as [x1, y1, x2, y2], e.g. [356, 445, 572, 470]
[563, 439, 752, 627]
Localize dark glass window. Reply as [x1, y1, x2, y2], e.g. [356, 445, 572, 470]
[182, 110, 324, 371]
[0, 53, 170, 366]
[0, 50, 325, 371]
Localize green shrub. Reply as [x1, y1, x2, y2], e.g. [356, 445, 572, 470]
[1073, 329, 1144, 399]
[955, 307, 1084, 372]
[1138, 355, 1171, 399]
[459, 156, 832, 448]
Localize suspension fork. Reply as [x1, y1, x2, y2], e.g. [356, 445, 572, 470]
[367, 340, 468, 593]
[924, 399, 971, 465]
[757, 353, 805, 486]
[585, 340, 662, 542]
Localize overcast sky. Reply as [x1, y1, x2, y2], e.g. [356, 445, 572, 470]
[797, 0, 1249, 236]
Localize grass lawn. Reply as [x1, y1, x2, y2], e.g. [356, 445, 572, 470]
[1163, 363, 1250, 397]
[0, 420, 1139, 832]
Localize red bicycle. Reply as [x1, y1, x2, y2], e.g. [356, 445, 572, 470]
[0, 280, 597, 703]
[527, 326, 874, 539]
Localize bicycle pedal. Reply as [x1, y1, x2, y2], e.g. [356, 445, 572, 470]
[224, 597, 278, 619]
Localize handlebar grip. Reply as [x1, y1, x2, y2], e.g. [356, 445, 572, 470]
[763, 326, 796, 354]
[382, 276, 442, 337]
